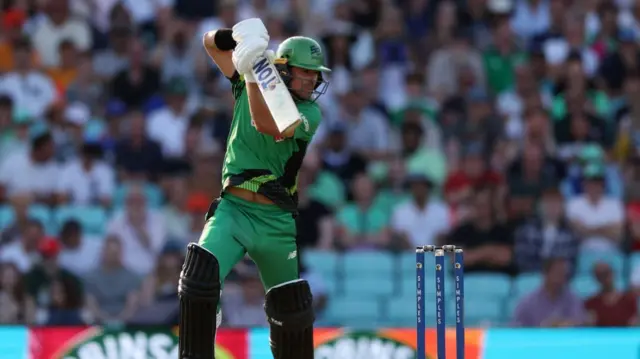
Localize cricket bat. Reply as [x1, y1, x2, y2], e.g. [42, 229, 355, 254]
[250, 54, 301, 137]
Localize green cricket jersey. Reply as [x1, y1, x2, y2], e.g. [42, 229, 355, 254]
[221, 71, 322, 213]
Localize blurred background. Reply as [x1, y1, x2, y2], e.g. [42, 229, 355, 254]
[1, 0, 640, 334]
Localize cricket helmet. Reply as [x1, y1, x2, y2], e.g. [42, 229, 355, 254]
[274, 36, 331, 102]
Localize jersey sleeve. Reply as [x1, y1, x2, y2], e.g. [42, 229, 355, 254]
[227, 71, 245, 100]
[293, 103, 322, 141]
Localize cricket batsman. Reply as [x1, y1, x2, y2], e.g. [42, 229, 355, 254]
[177, 18, 330, 359]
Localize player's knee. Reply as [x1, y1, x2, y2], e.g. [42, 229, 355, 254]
[264, 279, 315, 330]
[179, 243, 221, 300]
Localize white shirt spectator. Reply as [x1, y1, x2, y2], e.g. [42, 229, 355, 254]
[121, 0, 173, 25]
[0, 151, 60, 197]
[313, 106, 391, 153]
[0, 241, 38, 273]
[31, 16, 92, 67]
[566, 196, 624, 252]
[510, 0, 551, 41]
[58, 159, 116, 205]
[105, 211, 167, 276]
[391, 200, 451, 246]
[146, 108, 189, 158]
[71, 0, 118, 33]
[58, 235, 104, 276]
[543, 39, 599, 77]
[0, 72, 57, 119]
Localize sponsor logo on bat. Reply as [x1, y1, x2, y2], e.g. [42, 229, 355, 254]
[253, 57, 280, 91]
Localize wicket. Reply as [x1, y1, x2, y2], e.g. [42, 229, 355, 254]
[416, 245, 465, 359]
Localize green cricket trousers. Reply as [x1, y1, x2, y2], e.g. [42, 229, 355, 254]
[198, 192, 300, 291]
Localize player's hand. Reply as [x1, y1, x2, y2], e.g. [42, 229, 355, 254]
[243, 49, 275, 82]
[232, 18, 269, 44]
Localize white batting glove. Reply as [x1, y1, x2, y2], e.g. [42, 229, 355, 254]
[232, 18, 269, 44]
[236, 48, 275, 83]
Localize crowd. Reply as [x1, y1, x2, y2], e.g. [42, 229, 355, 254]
[1, 0, 640, 328]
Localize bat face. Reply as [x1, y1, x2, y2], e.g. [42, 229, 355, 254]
[251, 54, 301, 136]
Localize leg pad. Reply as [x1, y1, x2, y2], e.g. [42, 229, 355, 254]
[264, 280, 315, 359]
[179, 243, 220, 359]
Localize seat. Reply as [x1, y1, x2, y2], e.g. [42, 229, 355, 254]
[343, 276, 394, 296]
[630, 252, 640, 271]
[325, 296, 380, 326]
[387, 294, 437, 326]
[464, 298, 503, 327]
[0, 204, 53, 233]
[576, 251, 625, 278]
[343, 251, 394, 278]
[513, 273, 543, 298]
[302, 250, 339, 278]
[571, 275, 600, 298]
[463, 273, 512, 299]
[0, 205, 10, 229]
[54, 205, 107, 235]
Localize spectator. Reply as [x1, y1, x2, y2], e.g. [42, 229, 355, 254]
[58, 142, 116, 207]
[483, 18, 527, 95]
[0, 8, 31, 72]
[336, 173, 390, 250]
[162, 178, 192, 243]
[319, 122, 367, 185]
[0, 261, 34, 324]
[220, 259, 268, 327]
[0, 194, 33, 245]
[84, 235, 141, 325]
[0, 219, 46, 273]
[567, 163, 624, 251]
[316, 85, 392, 161]
[65, 52, 104, 111]
[105, 183, 167, 275]
[146, 77, 196, 159]
[55, 102, 91, 162]
[0, 96, 29, 166]
[391, 173, 450, 249]
[93, 25, 133, 81]
[512, 258, 586, 327]
[427, 28, 486, 101]
[132, 242, 182, 325]
[296, 155, 335, 250]
[109, 38, 161, 108]
[0, 132, 60, 204]
[0, 37, 56, 119]
[31, 0, 92, 67]
[46, 40, 80, 96]
[24, 238, 83, 319]
[448, 186, 514, 274]
[42, 276, 85, 326]
[114, 110, 165, 181]
[585, 262, 637, 327]
[57, 220, 103, 276]
[514, 186, 579, 274]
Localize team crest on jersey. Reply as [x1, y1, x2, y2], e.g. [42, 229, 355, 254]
[274, 136, 285, 142]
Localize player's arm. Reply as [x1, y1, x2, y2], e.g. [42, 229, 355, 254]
[202, 30, 237, 78]
[246, 82, 282, 137]
[202, 29, 281, 135]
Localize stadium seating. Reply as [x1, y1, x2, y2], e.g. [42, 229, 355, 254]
[0, 204, 54, 234]
[576, 250, 625, 278]
[302, 249, 640, 327]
